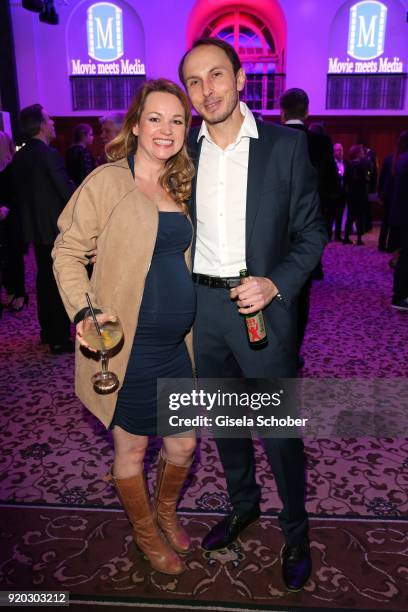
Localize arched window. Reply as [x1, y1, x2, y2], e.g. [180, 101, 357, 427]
[201, 9, 285, 111]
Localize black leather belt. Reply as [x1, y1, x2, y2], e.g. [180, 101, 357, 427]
[192, 273, 241, 289]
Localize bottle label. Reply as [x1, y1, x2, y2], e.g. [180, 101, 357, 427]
[245, 312, 266, 342]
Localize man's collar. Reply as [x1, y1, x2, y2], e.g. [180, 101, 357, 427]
[197, 101, 259, 144]
[285, 119, 304, 125]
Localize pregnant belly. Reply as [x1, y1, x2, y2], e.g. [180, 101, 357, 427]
[135, 311, 195, 346]
[139, 255, 196, 315]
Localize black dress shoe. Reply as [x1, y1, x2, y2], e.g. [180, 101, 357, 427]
[201, 507, 260, 551]
[281, 541, 312, 591]
[49, 341, 75, 355]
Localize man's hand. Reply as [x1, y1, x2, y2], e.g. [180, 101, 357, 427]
[230, 276, 279, 314]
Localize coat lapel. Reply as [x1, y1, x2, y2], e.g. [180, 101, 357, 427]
[246, 123, 270, 252]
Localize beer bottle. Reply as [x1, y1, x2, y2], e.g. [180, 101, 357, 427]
[239, 269, 268, 347]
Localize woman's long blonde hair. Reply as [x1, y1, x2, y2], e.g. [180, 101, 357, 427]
[106, 79, 194, 212]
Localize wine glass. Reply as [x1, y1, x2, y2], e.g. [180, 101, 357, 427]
[81, 308, 123, 394]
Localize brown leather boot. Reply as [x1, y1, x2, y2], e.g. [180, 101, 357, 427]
[155, 450, 192, 553]
[109, 471, 184, 575]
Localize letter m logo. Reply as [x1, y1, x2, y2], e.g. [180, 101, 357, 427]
[87, 2, 123, 62]
[348, 1, 387, 60]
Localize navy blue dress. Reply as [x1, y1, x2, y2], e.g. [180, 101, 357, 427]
[111, 212, 196, 435]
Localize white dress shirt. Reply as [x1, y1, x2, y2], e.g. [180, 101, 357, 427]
[193, 102, 258, 277]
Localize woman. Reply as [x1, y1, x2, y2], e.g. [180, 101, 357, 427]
[343, 144, 370, 245]
[65, 123, 96, 187]
[52, 79, 196, 575]
[0, 131, 27, 311]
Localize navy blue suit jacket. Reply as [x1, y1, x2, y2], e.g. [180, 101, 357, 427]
[188, 120, 327, 355]
[12, 138, 74, 245]
[390, 151, 408, 228]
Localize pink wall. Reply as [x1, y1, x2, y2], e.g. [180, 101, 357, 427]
[10, 0, 408, 116]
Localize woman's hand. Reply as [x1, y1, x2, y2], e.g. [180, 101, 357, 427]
[76, 319, 98, 352]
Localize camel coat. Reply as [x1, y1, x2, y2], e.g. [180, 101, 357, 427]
[52, 157, 194, 428]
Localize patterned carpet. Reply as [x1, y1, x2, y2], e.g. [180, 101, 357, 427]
[0, 228, 407, 610]
[0, 506, 406, 611]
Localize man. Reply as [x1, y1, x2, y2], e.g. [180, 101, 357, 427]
[279, 88, 338, 360]
[96, 112, 124, 165]
[332, 142, 348, 242]
[389, 138, 408, 312]
[377, 152, 393, 252]
[279, 89, 339, 242]
[12, 104, 75, 353]
[65, 123, 95, 187]
[179, 38, 327, 591]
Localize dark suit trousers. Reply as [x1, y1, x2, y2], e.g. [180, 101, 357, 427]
[393, 226, 408, 302]
[296, 277, 312, 354]
[344, 201, 365, 240]
[329, 197, 346, 239]
[378, 199, 391, 251]
[2, 211, 26, 297]
[193, 283, 309, 547]
[34, 244, 71, 344]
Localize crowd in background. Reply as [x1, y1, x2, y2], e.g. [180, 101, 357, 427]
[0, 102, 407, 348]
[0, 109, 124, 347]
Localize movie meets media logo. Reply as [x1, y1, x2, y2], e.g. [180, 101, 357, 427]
[328, 1, 403, 75]
[70, 2, 145, 76]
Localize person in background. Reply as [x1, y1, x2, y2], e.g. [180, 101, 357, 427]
[308, 122, 325, 135]
[343, 144, 369, 246]
[279, 88, 338, 365]
[389, 130, 408, 312]
[96, 112, 125, 165]
[378, 152, 394, 253]
[65, 123, 95, 187]
[0, 131, 27, 312]
[52, 79, 197, 575]
[332, 142, 348, 242]
[360, 144, 377, 233]
[11, 104, 75, 353]
[279, 91, 339, 243]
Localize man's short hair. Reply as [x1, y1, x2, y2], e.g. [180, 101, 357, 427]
[19, 104, 44, 138]
[99, 112, 124, 130]
[178, 37, 242, 86]
[280, 88, 309, 120]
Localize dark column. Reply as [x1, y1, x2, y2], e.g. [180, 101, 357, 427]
[0, 0, 20, 140]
